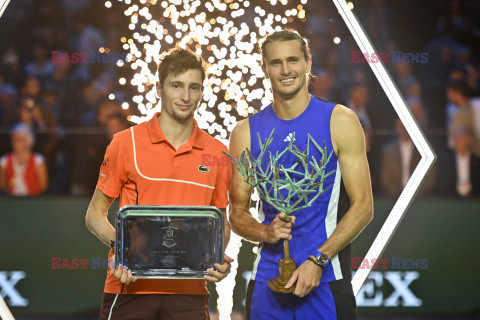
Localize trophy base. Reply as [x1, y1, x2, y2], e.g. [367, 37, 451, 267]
[268, 258, 296, 294]
[268, 277, 296, 293]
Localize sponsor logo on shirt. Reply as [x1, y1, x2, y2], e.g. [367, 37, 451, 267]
[284, 132, 296, 142]
[198, 165, 210, 172]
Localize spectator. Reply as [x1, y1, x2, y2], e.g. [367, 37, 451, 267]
[73, 17, 106, 54]
[70, 99, 120, 195]
[24, 43, 55, 85]
[70, 80, 103, 127]
[0, 124, 48, 195]
[447, 80, 480, 154]
[348, 82, 372, 152]
[3, 98, 60, 178]
[453, 130, 480, 197]
[311, 69, 336, 101]
[2, 98, 54, 133]
[380, 101, 435, 197]
[20, 77, 42, 101]
[40, 88, 62, 121]
[105, 112, 130, 140]
[96, 99, 120, 127]
[447, 80, 480, 197]
[394, 62, 421, 99]
[445, 69, 468, 129]
[0, 45, 23, 87]
[72, 18, 106, 81]
[0, 83, 19, 154]
[437, 0, 468, 35]
[61, 0, 92, 17]
[0, 83, 18, 122]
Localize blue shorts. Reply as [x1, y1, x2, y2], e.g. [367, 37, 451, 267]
[245, 279, 356, 320]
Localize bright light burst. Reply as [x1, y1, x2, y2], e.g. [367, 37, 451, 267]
[113, 0, 308, 146]
[110, 0, 308, 318]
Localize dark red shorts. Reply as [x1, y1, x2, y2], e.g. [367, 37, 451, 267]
[99, 293, 210, 320]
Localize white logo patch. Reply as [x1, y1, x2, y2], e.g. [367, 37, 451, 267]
[284, 132, 296, 142]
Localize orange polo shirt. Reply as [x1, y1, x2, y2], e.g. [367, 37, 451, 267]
[96, 112, 231, 294]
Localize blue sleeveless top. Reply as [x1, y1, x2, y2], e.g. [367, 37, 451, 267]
[248, 96, 351, 284]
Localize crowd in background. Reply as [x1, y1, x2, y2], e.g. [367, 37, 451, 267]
[0, 0, 133, 195]
[304, 0, 480, 197]
[0, 0, 479, 198]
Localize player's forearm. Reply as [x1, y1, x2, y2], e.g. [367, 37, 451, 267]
[229, 207, 268, 243]
[85, 212, 115, 248]
[317, 200, 373, 258]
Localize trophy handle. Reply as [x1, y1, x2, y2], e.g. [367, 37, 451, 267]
[268, 238, 297, 293]
[284, 239, 290, 260]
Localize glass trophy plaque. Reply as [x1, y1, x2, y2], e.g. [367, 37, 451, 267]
[115, 205, 225, 279]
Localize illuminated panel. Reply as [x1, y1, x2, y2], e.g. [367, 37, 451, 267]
[331, 0, 436, 296]
[0, 0, 10, 17]
[0, 296, 14, 320]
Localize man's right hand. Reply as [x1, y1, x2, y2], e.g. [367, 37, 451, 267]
[263, 212, 296, 244]
[109, 254, 137, 285]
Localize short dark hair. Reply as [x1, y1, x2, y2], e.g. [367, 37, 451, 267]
[448, 79, 470, 98]
[157, 48, 206, 87]
[259, 29, 311, 64]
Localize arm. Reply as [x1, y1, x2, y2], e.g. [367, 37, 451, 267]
[86, 134, 126, 247]
[286, 105, 373, 297]
[318, 105, 373, 257]
[85, 188, 136, 284]
[228, 119, 295, 244]
[85, 188, 116, 247]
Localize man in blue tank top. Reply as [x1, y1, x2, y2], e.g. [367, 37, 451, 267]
[229, 30, 373, 319]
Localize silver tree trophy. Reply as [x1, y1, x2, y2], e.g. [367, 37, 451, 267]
[224, 128, 335, 293]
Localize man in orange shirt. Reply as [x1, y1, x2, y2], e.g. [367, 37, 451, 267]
[85, 48, 233, 320]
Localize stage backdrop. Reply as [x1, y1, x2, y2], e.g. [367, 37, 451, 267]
[0, 197, 479, 317]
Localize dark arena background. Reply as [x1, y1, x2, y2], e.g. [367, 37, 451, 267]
[0, 0, 479, 319]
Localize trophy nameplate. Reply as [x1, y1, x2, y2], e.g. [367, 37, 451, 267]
[115, 205, 224, 279]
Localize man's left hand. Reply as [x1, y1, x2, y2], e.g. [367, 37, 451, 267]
[205, 255, 234, 282]
[284, 258, 323, 297]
